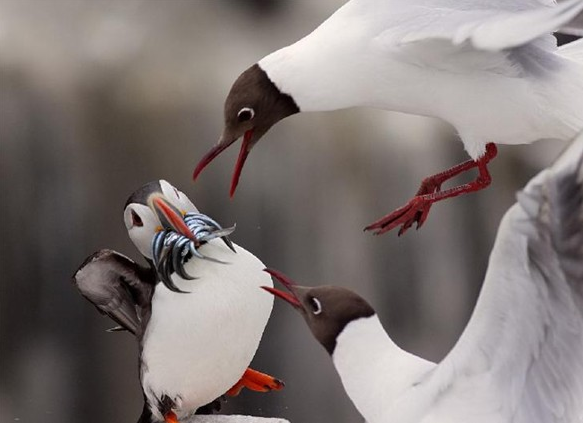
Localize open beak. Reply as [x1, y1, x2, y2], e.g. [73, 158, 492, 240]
[193, 129, 256, 198]
[261, 268, 302, 309]
[150, 195, 195, 242]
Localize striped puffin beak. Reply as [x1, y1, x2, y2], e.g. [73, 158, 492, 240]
[149, 195, 196, 242]
[261, 268, 303, 309]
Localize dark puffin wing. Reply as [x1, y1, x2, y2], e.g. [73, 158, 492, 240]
[73, 249, 155, 335]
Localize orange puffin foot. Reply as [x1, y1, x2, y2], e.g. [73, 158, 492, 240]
[164, 411, 179, 423]
[226, 367, 285, 397]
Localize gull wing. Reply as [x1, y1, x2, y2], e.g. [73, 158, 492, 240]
[377, 0, 583, 52]
[417, 134, 583, 423]
[73, 249, 155, 335]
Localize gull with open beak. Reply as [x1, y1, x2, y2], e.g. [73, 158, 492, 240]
[73, 180, 283, 423]
[192, 67, 299, 198]
[262, 131, 583, 423]
[194, 0, 583, 236]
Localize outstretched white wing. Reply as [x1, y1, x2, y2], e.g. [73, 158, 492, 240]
[419, 134, 583, 423]
[377, 0, 583, 51]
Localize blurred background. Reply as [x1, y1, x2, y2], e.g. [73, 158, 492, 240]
[0, 1, 579, 422]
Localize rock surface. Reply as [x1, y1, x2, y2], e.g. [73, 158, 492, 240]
[186, 416, 289, 423]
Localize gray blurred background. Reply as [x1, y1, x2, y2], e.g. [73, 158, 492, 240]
[0, 1, 577, 422]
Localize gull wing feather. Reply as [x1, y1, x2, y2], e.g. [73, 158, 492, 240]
[417, 133, 583, 423]
[377, 0, 583, 52]
[559, 37, 583, 61]
[73, 249, 155, 335]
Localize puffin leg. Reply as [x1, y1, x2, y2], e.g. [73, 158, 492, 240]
[226, 368, 285, 397]
[164, 411, 179, 423]
[365, 143, 497, 236]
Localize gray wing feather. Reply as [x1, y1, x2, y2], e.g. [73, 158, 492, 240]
[516, 135, 583, 423]
[381, 0, 583, 51]
[420, 133, 583, 423]
[73, 249, 155, 335]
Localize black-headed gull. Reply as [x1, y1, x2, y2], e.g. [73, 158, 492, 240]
[263, 130, 583, 423]
[73, 180, 282, 423]
[194, 0, 583, 236]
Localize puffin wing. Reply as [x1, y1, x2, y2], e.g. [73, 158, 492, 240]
[377, 0, 583, 52]
[419, 134, 583, 423]
[73, 249, 155, 335]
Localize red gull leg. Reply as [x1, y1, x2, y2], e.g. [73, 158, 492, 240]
[365, 143, 497, 236]
[226, 367, 284, 397]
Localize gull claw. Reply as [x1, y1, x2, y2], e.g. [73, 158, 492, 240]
[365, 196, 432, 236]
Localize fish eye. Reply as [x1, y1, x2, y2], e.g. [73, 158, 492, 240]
[237, 107, 255, 122]
[309, 297, 322, 315]
[131, 209, 143, 227]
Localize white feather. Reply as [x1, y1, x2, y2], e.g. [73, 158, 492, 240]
[329, 132, 583, 423]
[259, 0, 583, 159]
[141, 239, 273, 420]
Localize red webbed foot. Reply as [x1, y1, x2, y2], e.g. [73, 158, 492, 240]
[226, 368, 285, 397]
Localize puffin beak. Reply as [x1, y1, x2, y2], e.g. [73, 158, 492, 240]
[150, 195, 195, 242]
[193, 129, 257, 198]
[261, 268, 302, 309]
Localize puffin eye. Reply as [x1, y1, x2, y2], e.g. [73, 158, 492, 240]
[237, 107, 255, 122]
[131, 210, 143, 227]
[309, 297, 322, 315]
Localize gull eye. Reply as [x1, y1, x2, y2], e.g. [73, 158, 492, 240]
[131, 210, 143, 227]
[237, 107, 255, 122]
[309, 297, 322, 315]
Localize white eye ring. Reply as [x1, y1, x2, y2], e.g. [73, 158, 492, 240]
[237, 107, 255, 122]
[310, 297, 322, 315]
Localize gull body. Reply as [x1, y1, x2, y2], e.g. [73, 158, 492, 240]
[259, 0, 583, 158]
[73, 180, 278, 423]
[194, 0, 583, 235]
[266, 131, 583, 423]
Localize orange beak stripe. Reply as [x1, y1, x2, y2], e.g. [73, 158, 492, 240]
[153, 197, 194, 241]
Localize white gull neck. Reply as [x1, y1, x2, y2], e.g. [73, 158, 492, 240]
[332, 315, 435, 423]
[258, 2, 377, 112]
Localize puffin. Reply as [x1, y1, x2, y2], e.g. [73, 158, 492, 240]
[193, 0, 583, 236]
[263, 133, 583, 423]
[73, 179, 283, 423]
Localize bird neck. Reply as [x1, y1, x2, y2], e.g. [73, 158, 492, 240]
[332, 315, 435, 422]
[258, 17, 368, 113]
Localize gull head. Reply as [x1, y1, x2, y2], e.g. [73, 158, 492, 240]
[262, 268, 374, 354]
[193, 64, 299, 197]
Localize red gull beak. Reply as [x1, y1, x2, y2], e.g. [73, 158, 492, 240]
[193, 129, 255, 199]
[230, 129, 254, 198]
[261, 268, 302, 308]
[192, 138, 237, 182]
